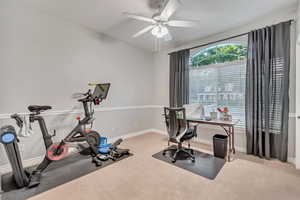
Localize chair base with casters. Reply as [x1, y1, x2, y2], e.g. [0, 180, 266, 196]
[162, 127, 197, 163]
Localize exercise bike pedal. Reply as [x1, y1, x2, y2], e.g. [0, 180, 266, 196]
[97, 154, 109, 161]
[112, 148, 130, 158]
[92, 157, 102, 166]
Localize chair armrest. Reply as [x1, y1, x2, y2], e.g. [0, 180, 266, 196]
[175, 127, 188, 143]
[189, 123, 199, 127]
[188, 123, 199, 129]
[188, 123, 198, 137]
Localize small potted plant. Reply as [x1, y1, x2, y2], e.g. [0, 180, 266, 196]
[217, 107, 232, 121]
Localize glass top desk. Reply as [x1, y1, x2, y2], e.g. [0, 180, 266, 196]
[185, 117, 239, 161]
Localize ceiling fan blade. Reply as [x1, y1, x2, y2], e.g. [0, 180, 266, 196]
[133, 25, 155, 38]
[166, 20, 197, 27]
[123, 12, 156, 23]
[159, 0, 181, 20]
[164, 31, 173, 41]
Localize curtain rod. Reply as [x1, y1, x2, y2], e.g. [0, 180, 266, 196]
[168, 19, 295, 55]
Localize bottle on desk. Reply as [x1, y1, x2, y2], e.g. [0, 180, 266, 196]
[210, 111, 218, 120]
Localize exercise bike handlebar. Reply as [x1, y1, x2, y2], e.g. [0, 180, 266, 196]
[77, 89, 103, 105]
[77, 89, 93, 102]
[82, 89, 92, 97]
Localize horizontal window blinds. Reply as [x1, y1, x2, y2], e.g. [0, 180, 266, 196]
[189, 61, 246, 127]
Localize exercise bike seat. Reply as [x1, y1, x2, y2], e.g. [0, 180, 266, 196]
[28, 105, 52, 113]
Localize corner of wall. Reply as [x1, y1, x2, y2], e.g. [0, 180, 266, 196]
[295, 0, 300, 169]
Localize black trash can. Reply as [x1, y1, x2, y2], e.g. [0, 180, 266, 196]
[213, 134, 228, 159]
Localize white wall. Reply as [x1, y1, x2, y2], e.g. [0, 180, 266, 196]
[0, 0, 298, 168]
[0, 0, 155, 166]
[152, 7, 298, 160]
[295, 0, 300, 169]
[0, 0, 155, 113]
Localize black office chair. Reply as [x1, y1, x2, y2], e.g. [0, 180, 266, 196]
[163, 107, 197, 163]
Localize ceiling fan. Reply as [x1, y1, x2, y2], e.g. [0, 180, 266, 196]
[123, 0, 197, 41]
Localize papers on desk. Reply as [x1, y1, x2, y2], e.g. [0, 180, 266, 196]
[183, 104, 240, 126]
[183, 104, 205, 119]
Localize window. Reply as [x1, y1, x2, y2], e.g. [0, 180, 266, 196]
[260, 57, 286, 134]
[189, 42, 247, 127]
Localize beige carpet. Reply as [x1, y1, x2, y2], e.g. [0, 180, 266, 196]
[28, 133, 300, 200]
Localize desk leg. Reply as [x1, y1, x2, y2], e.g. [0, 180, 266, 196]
[228, 126, 236, 162]
[221, 125, 236, 162]
[228, 126, 232, 162]
[232, 126, 236, 154]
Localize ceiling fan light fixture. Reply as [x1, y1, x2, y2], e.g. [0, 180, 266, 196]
[125, 0, 195, 42]
[151, 25, 169, 38]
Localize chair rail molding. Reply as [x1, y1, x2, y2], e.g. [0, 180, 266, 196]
[0, 105, 296, 120]
[0, 105, 164, 120]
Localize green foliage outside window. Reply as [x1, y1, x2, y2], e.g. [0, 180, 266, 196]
[191, 44, 247, 67]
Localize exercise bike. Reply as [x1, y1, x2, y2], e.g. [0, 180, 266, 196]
[1, 83, 121, 189]
[32, 83, 111, 171]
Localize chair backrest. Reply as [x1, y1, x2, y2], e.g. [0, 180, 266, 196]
[163, 107, 188, 139]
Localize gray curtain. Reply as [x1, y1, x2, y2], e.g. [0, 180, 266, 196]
[246, 21, 291, 162]
[169, 49, 190, 107]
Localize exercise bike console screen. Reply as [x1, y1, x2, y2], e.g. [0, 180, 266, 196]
[92, 83, 110, 100]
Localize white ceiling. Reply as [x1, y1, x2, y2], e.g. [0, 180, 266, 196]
[25, 0, 298, 51]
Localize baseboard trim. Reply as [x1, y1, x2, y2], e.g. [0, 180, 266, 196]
[287, 157, 295, 165]
[1, 129, 296, 174]
[107, 129, 154, 142]
[0, 156, 44, 174]
[151, 129, 297, 165]
[151, 129, 247, 153]
[0, 129, 154, 174]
